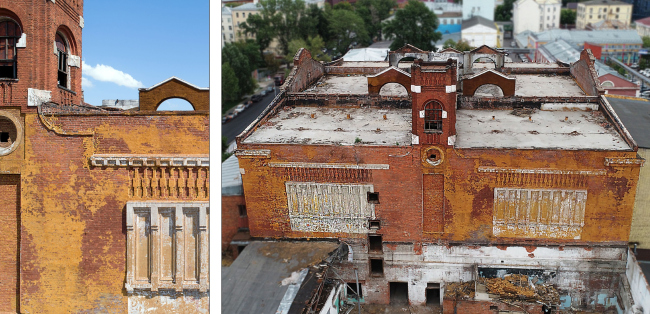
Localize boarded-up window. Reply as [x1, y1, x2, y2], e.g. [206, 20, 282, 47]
[286, 182, 375, 233]
[125, 201, 209, 292]
[493, 188, 586, 239]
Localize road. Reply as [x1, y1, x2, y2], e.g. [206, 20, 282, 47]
[221, 85, 279, 146]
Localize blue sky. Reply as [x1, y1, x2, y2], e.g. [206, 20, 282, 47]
[82, 1, 209, 109]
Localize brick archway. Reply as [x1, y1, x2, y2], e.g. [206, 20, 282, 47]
[138, 77, 209, 111]
[367, 67, 411, 96]
[462, 70, 515, 96]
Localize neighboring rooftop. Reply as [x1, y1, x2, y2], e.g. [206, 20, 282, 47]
[538, 39, 628, 79]
[462, 15, 497, 30]
[242, 107, 412, 146]
[231, 2, 260, 10]
[605, 96, 650, 148]
[222, 155, 243, 196]
[580, 0, 631, 5]
[636, 16, 650, 27]
[221, 241, 340, 314]
[342, 48, 389, 62]
[455, 107, 631, 150]
[531, 29, 642, 45]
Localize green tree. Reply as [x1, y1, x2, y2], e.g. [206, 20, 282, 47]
[442, 38, 473, 51]
[495, 0, 514, 22]
[235, 40, 264, 69]
[327, 8, 369, 55]
[643, 36, 650, 48]
[355, 0, 397, 42]
[264, 53, 281, 74]
[221, 63, 239, 102]
[383, 0, 442, 51]
[241, 13, 275, 59]
[560, 9, 577, 25]
[222, 43, 255, 95]
[286, 36, 331, 62]
[298, 4, 331, 42]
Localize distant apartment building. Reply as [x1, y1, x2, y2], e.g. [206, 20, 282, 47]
[513, 0, 562, 34]
[636, 16, 650, 37]
[462, 0, 495, 21]
[576, 0, 633, 30]
[231, 2, 259, 42]
[222, 6, 235, 44]
[462, 16, 498, 47]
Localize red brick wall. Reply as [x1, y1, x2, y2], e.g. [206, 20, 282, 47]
[0, 0, 84, 109]
[0, 175, 19, 313]
[222, 195, 246, 250]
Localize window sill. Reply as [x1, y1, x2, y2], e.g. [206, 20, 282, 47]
[0, 78, 18, 82]
[423, 130, 443, 134]
[57, 85, 77, 95]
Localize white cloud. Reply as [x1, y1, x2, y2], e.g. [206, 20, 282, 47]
[82, 61, 144, 89]
[81, 76, 93, 88]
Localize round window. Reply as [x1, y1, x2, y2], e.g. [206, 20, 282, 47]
[0, 111, 23, 156]
[424, 146, 444, 167]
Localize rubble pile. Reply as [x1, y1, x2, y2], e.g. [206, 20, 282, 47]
[481, 274, 560, 304]
[444, 281, 476, 300]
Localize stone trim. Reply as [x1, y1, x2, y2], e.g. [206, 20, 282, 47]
[269, 162, 389, 170]
[478, 166, 606, 176]
[605, 158, 645, 167]
[90, 154, 209, 167]
[234, 149, 271, 158]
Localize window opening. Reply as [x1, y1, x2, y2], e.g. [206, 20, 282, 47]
[0, 132, 8, 142]
[237, 245, 246, 254]
[0, 117, 17, 148]
[368, 235, 382, 252]
[238, 205, 247, 217]
[0, 20, 21, 79]
[346, 283, 363, 298]
[424, 101, 443, 132]
[389, 282, 408, 305]
[55, 33, 68, 88]
[369, 220, 381, 230]
[426, 283, 441, 305]
[367, 192, 379, 204]
[370, 258, 384, 276]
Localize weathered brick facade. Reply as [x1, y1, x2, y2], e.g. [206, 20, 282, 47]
[0, 1, 210, 312]
[235, 47, 645, 311]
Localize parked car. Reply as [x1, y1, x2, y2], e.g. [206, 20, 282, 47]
[226, 112, 236, 120]
[267, 86, 274, 93]
[244, 100, 252, 109]
[260, 90, 267, 96]
[234, 104, 245, 114]
[251, 94, 263, 102]
[222, 115, 230, 124]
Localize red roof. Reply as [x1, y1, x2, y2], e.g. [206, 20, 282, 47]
[636, 16, 650, 26]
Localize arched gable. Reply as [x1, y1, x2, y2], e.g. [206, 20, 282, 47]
[367, 67, 411, 96]
[462, 70, 515, 96]
[139, 77, 209, 111]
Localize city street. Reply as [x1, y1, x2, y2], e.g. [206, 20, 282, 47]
[221, 81, 278, 147]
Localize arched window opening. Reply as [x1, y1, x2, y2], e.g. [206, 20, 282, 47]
[474, 84, 504, 97]
[55, 33, 69, 88]
[472, 57, 496, 69]
[424, 101, 443, 133]
[157, 98, 195, 111]
[600, 81, 614, 87]
[379, 83, 408, 97]
[0, 19, 21, 79]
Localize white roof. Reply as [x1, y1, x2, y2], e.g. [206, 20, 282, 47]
[342, 48, 390, 61]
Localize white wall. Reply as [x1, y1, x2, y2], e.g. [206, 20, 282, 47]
[463, 0, 495, 21]
[513, 0, 541, 34]
[540, 1, 562, 31]
[462, 24, 497, 47]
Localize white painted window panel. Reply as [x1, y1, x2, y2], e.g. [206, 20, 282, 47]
[493, 188, 587, 239]
[286, 182, 374, 233]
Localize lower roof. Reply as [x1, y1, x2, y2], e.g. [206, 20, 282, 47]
[455, 107, 631, 150]
[243, 107, 412, 146]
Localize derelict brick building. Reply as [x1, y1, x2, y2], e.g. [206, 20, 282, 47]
[234, 45, 648, 312]
[0, 0, 209, 312]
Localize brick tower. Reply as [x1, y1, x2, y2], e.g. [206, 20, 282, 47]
[0, 1, 83, 312]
